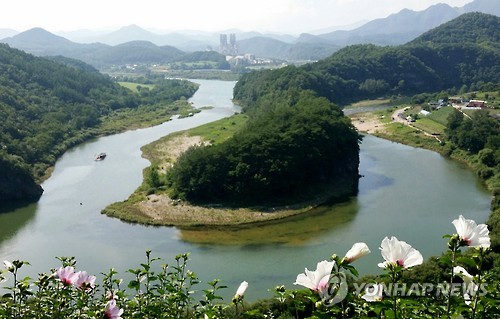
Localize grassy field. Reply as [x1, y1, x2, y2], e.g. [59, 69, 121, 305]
[378, 122, 443, 150]
[187, 113, 249, 144]
[140, 112, 249, 166]
[426, 106, 454, 123]
[411, 118, 445, 135]
[139, 113, 249, 179]
[118, 81, 155, 92]
[96, 100, 196, 134]
[369, 105, 448, 151]
[400, 104, 498, 137]
[169, 61, 220, 69]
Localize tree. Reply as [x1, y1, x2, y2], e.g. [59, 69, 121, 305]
[146, 166, 162, 189]
[478, 148, 498, 167]
[445, 109, 464, 144]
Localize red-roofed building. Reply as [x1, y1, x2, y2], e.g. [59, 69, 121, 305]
[466, 100, 486, 108]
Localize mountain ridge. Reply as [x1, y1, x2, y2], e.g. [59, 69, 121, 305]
[0, 28, 228, 68]
[296, 0, 498, 46]
[1, 0, 498, 63]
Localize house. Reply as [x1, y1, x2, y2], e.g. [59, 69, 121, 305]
[449, 96, 463, 104]
[466, 100, 486, 108]
[428, 99, 446, 109]
[420, 110, 431, 116]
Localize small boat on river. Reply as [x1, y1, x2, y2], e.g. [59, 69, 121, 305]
[94, 152, 107, 161]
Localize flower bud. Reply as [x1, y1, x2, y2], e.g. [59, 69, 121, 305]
[343, 242, 370, 264]
[275, 285, 286, 293]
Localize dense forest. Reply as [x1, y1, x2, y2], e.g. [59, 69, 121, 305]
[166, 91, 360, 205]
[446, 109, 499, 154]
[0, 44, 198, 205]
[234, 13, 499, 107]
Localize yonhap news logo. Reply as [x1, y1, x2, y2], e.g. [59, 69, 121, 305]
[320, 263, 349, 306]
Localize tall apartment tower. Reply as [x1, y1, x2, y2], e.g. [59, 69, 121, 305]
[229, 33, 236, 47]
[219, 34, 228, 53]
[219, 33, 238, 56]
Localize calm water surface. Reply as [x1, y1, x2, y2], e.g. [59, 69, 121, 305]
[0, 80, 491, 301]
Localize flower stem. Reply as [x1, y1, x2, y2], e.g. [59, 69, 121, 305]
[446, 245, 457, 318]
[392, 270, 398, 319]
[471, 248, 486, 319]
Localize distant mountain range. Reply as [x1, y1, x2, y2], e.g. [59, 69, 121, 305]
[0, 0, 498, 64]
[297, 0, 500, 46]
[0, 28, 227, 68]
[60, 25, 298, 50]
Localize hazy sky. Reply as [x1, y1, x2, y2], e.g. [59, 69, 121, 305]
[1, 0, 474, 35]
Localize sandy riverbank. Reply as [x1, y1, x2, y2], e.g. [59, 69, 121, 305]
[133, 193, 317, 227]
[349, 112, 387, 134]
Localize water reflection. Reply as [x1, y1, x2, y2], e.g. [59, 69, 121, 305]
[358, 168, 394, 196]
[0, 203, 37, 243]
[178, 199, 360, 245]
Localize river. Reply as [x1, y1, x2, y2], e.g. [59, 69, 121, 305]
[0, 79, 491, 302]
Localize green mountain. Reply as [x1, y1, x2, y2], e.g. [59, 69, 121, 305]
[408, 11, 500, 48]
[1, 28, 228, 69]
[0, 44, 141, 204]
[235, 12, 500, 107]
[190, 12, 499, 207]
[237, 36, 340, 61]
[0, 44, 198, 206]
[86, 40, 185, 67]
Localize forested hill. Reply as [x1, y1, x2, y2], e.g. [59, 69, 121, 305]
[408, 11, 500, 48]
[166, 91, 361, 205]
[0, 44, 197, 205]
[234, 12, 499, 108]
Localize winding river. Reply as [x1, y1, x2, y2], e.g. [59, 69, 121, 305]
[0, 79, 492, 301]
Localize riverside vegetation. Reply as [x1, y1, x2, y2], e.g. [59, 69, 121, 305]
[0, 11, 499, 318]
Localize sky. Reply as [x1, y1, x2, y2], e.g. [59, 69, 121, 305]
[0, 0, 474, 35]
